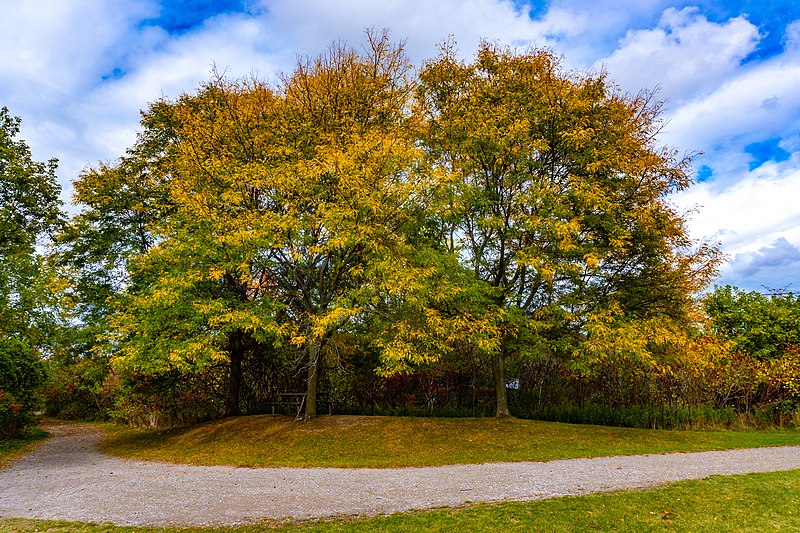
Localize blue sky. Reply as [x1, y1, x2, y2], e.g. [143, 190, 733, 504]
[1, 0, 799, 292]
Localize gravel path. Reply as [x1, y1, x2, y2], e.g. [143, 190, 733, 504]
[1, 422, 799, 527]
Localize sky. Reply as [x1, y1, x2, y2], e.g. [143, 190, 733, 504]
[1, 0, 799, 293]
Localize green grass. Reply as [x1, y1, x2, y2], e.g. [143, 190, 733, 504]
[0, 428, 48, 468]
[2, 469, 799, 531]
[99, 414, 800, 468]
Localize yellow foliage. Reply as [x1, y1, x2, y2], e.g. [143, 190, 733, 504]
[768, 349, 800, 400]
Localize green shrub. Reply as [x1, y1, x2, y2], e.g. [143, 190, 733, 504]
[109, 367, 225, 427]
[0, 338, 44, 439]
[0, 389, 33, 439]
[43, 358, 113, 420]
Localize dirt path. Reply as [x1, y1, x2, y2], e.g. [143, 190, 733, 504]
[1, 422, 799, 527]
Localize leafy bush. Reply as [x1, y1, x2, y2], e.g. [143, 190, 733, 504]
[0, 389, 32, 438]
[0, 338, 44, 439]
[109, 367, 226, 427]
[43, 358, 113, 420]
[768, 346, 800, 402]
[704, 286, 800, 359]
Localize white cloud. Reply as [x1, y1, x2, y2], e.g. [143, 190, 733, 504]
[598, 7, 760, 103]
[250, 0, 555, 65]
[513, 0, 677, 68]
[725, 238, 800, 292]
[784, 19, 800, 51]
[661, 57, 800, 156]
[0, 1, 158, 198]
[0, 0, 156, 104]
[660, 19, 800, 291]
[71, 13, 285, 165]
[674, 157, 800, 258]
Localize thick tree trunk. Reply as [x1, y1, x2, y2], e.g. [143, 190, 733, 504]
[226, 332, 244, 417]
[491, 350, 510, 418]
[305, 341, 320, 419]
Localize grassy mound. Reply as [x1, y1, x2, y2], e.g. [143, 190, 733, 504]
[100, 414, 800, 468]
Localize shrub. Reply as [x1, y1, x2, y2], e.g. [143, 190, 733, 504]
[43, 358, 113, 420]
[0, 389, 33, 438]
[109, 367, 226, 427]
[0, 338, 44, 439]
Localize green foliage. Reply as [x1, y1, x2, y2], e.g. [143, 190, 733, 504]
[108, 367, 226, 428]
[0, 338, 44, 436]
[43, 357, 113, 420]
[705, 285, 800, 359]
[0, 388, 31, 438]
[45, 103, 174, 422]
[0, 107, 62, 252]
[0, 107, 62, 437]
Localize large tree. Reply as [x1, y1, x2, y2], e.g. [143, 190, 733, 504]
[106, 33, 450, 418]
[418, 43, 718, 416]
[0, 107, 63, 436]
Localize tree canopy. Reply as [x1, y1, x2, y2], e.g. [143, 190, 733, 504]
[46, 36, 733, 425]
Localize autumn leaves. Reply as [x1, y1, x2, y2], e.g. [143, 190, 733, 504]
[67, 33, 717, 420]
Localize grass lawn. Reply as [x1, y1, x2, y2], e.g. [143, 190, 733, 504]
[2, 469, 799, 532]
[0, 428, 48, 468]
[99, 414, 800, 468]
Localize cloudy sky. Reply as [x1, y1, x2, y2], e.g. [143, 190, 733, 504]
[2, 0, 798, 292]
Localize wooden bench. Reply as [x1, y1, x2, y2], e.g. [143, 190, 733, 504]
[264, 393, 338, 416]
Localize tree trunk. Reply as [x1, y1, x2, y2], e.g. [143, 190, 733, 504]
[226, 332, 244, 417]
[305, 341, 320, 419]
[491, 350, 510, 418]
